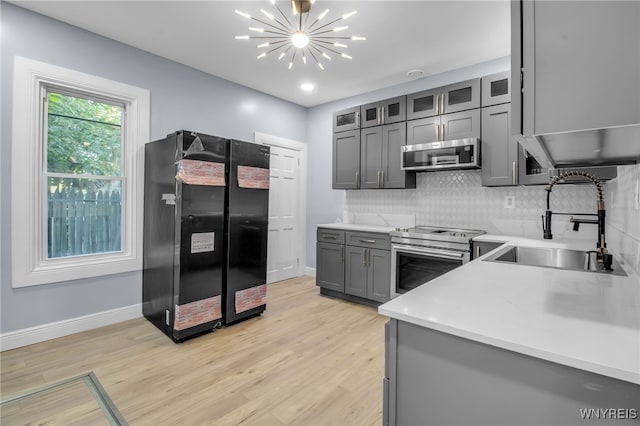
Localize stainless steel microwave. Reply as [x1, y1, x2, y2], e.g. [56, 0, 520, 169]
[401, 138, 480, 171]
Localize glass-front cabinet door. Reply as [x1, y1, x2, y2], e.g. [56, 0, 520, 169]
[406, 88, 440, 120]
[442, 78, 481, 114]
[361, 96, 406, 128]
[481, 71, 510, 107]
[333, 106, 360, 133]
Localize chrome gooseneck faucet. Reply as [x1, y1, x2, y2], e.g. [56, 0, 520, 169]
[542, 171, 613, 270]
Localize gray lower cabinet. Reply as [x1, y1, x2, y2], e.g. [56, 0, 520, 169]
[384, 319, 640, 426]
[345, 246, 391, 302]
[317, 228, 391, 304]
[316, 229, 345, 292]
[360, 122, 415, 189]
[333, 130, 360, 189]
[316, 242, 344, 292]
[481, 103, 518, 186]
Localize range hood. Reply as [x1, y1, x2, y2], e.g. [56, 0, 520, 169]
[515, 125, 640, 169]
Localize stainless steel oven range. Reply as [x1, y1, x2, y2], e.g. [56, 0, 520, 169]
[390, 226, 485, 298]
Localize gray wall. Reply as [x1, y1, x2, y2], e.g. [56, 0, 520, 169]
[305, 56, 511, 268]
[0, 3, 307, 333]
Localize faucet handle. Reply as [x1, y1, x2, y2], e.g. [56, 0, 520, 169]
[542, 211, 553, 239]
[602, 253, 613, 271]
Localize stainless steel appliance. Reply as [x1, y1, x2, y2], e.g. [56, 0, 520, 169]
[390, 226, 484, 298]
[401, 138, 480, 171]
[143, 131, 270, 342]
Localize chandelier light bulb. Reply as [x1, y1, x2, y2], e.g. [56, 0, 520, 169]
[342, 11, 357, 19]
[317, 9, 329, 20]
[260, 9, 275, 20]
[333, 26, 348, 32]
[235, 10, 251, 19]
[291, 31, 309, 48]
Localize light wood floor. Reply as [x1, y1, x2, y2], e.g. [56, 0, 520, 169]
[1, 277, 388, 425]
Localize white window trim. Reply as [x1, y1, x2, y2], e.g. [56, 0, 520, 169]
[11, 56, 150, 288]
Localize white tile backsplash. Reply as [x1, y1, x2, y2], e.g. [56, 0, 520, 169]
[346, 165, 640, 274]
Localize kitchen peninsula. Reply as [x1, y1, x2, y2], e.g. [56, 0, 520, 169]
[379, 236, 640, 425]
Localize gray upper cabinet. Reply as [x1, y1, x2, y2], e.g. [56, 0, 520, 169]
[333, 106, 360, 133]
[406, 115, 440, 144]
[332, 130, 360, 189]
[481, 103, 518, 186]
[516, 1, 640, 136]
[481, 71, 510, 107]
[361, 96, 406, 129]
[360, 127, 384, 189]
[406, 88, 440, 120]
[407, 109, 480, 144]
[442, 79, 481, 114]
[511, 0, 640, 167]
[406, 78, 481, 121]
[518, 145, 550, 185]
[383, 122, 414, 189]
[361, 122, 415, 189]
[441, 109, 480, 141]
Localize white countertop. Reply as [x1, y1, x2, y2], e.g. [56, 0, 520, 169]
[379, 235, 640, 384]
[317, 223, 396, 233]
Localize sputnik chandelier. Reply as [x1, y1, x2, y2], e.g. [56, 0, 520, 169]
[235, 0, 366, 70]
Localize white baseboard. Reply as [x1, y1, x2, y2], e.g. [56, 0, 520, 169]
[304, 266, 316, 277]
[0, 304, 142, 352]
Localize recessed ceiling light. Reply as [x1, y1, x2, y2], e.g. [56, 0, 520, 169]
[407, 69, 424, 79]
[301, 82, 315, 92]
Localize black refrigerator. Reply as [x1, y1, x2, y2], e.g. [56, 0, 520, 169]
[143, 130, 270, 341]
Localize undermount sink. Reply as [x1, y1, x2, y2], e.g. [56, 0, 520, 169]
[483, 245, 627, 276]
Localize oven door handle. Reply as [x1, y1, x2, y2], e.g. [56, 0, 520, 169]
[393, 245, 465, 261]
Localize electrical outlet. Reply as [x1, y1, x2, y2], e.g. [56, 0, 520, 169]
[504, 195, 515, 209]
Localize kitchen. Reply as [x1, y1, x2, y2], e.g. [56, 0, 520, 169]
[1, 1, 639, 425]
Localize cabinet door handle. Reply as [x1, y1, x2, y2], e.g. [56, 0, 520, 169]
[435, 123, 439, 141]
[323, 235, 337, 240]
[356, 171, 359, 188]
[366, 248, 371, 268]
[363, 248, 367, 267]
[435, 95, 439, 114]
[381, 170, 385, 187]
[341, 246, 344, 264]
[377, 170, 381, 187]
[381, 106, 385, 124]
[441, 124, 445, 141]
[512, 161, 517, 185]
[356, 111, 360, 128]
[360, 239, 376, 244]
[440, 93, 445, 114]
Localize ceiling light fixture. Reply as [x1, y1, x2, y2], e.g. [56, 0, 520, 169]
[235, 0, 366, 71]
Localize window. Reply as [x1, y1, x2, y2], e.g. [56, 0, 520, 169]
[12, 57, 150, 287]
[46, 89, 124, 259]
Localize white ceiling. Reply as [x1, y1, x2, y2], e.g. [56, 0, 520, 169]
[8, 0, 511, 108]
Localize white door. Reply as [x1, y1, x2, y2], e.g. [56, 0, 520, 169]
[266, 144, 301, 283]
